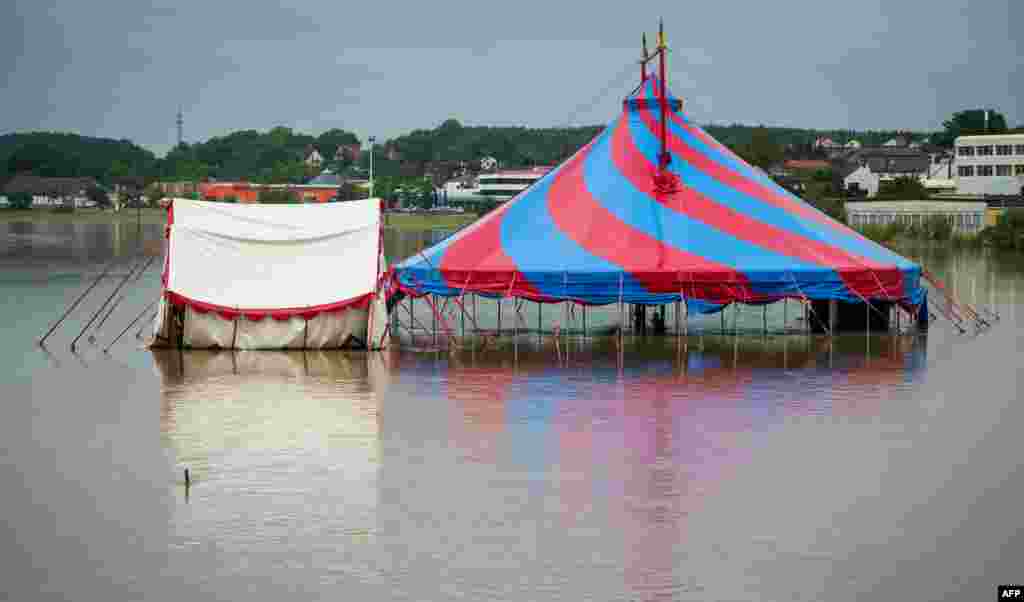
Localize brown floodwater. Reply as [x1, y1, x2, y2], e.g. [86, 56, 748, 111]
[1, 221, 1022, 601]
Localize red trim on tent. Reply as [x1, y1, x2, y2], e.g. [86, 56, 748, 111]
[164, 290, 373, 321]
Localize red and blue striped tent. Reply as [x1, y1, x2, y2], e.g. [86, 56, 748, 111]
[392, 74, 924, 315]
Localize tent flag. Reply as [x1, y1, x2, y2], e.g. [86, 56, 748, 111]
[392, 74, 923, 314]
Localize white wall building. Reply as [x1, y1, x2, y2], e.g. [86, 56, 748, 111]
[846, 201, 986, 234]
[477, 167, 552, 202]
[954, 133, 1024, 196]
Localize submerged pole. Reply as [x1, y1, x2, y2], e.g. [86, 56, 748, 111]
[71, 256, 153, 352]
[103, 298, 158, 353]
[39, 255, 119, 346]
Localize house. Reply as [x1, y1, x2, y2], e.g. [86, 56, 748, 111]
[882, 136, 910, 147]
[3, 175, 99, 208]
[157, 181, 199, 197]
[304, 147, 323, 169]
[479, 156, 499, 172]
[953, 133, 1024, 196]
[333, 144, 362, 163]
[783, 159, 830, 172]
[831, 146, 931, 197]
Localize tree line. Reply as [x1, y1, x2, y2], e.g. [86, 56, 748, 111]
[3, 108, 1018, 190]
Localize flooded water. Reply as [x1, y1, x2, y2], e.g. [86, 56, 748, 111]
[2, 221, 1023, 601]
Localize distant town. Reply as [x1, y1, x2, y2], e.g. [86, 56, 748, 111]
[2, 108, 1023, 247]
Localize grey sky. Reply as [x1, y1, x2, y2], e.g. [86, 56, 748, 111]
[2, 0, 1020, 156]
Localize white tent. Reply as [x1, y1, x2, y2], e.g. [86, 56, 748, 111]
[152, 198, 389, 349]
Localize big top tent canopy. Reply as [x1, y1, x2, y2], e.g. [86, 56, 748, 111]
[392, 38, 925, 317]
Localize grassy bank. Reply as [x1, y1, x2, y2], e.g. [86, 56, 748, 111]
[0, 207, 480, 231]
[383, 213, 477, 230]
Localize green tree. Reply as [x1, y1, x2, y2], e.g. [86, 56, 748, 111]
[732, 126, 784, 170]
[933, 109, 1008, 146]
[6, 191, 32, 209]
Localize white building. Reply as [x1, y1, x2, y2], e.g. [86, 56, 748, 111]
[477, 167, 552, 202]
[954, 133, 1024, 196]
[846, 201, 986, 234]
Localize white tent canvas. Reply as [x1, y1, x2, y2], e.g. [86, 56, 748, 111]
[152, 198, 389, 349]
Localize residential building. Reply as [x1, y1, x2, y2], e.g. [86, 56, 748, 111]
[157, 181, 199, 197]
[832, 146, 931, 197]
[304, 147, 323, 169]
[477, 166, 552, 202]
[199, 171, 351, 203]
[333, 144, 362, 163]
[954, 133, 1024, 196]
[845, 200, 986, 234]
[3, 175, 99, 207]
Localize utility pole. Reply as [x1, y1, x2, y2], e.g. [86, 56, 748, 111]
[369, 136, 376, 199]
[176, 108, 184, 147]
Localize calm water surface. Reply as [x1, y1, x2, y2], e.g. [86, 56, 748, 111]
[1, 221, 1022, 601]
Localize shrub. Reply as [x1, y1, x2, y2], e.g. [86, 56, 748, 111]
[6, 192, 33, 210]
[258, 189, 296, 204]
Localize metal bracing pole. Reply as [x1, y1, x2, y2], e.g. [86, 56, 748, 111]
[497, 297, 501, 336]
[39, 254, 120, 346]
[762, 305, 767, 335]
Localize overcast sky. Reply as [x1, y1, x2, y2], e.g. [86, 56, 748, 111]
[2, 0, 1020, 156]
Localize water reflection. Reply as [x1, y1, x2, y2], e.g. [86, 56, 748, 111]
[153, 350, 391, 543]
[381, 335, 926, 599]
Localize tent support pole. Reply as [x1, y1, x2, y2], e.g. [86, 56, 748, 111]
[497, 297, 501, 337]
[582, 304, 587, 338]
[102, 298, 158, 353]
[433, 295, 438, 346]
[71, 255, 153, 352]
[721, 309, 726, 335]
[763, 305, 767, 335]
[40, 254, 120, 346]
[783, 298, 788, 333]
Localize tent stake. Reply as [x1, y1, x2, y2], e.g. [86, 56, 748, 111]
[39, 255, 119, 346]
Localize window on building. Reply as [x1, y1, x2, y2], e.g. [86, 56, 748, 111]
[996, 145, 1013, 156]
[958, 166, 975, 177]
[977, 145, 994, 156]
[1016, 165, 1024, 176]
[1016, 145, 1024, 155]
[996, 165, 1012, 176]
[958, 146, 975, 156]
[978, 165, 994, 176]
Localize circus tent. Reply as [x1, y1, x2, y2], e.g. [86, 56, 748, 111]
[391, 48, 925, 319]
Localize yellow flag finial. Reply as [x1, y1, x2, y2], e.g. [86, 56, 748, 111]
[658, 18, 665, 48]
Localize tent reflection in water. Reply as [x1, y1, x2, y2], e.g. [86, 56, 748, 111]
[152, 197, 389, 350]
